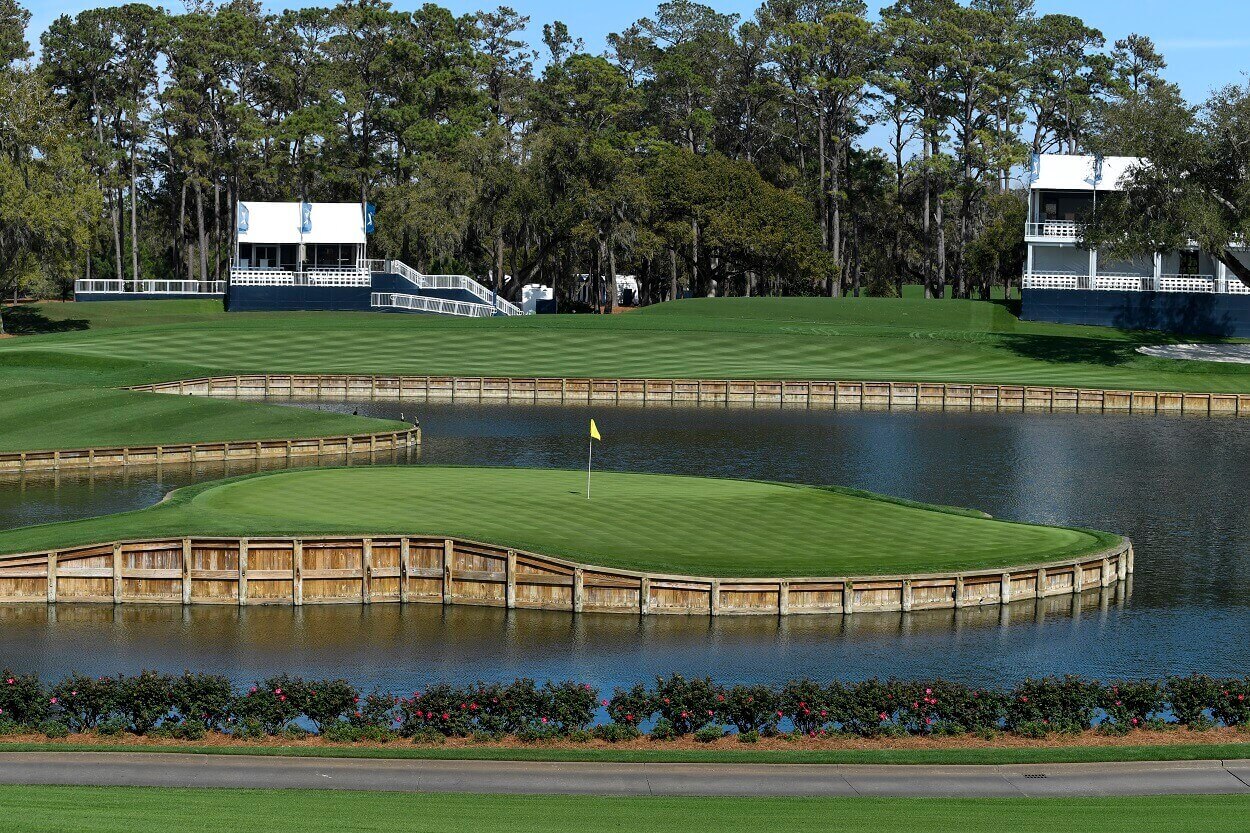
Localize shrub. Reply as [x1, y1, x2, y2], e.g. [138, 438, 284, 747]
[1006, 677, 1098, 734]
[296, 678, 359, 732]
[841, 680, 902, 737]
[0, 717, 23, 736]
[171, 673, 234, 731]
[236, 675, 301, 734]
[40, 719, 70, 739]
[1165, 675, 1219, 727]
[653, 675, 721, 736]
[693, 723, 725, 743]
[920, 681, 1005, 734]
[543, 681, 598, 733]
[780, 679, 835, 735]
[1013, 720, 1048, 739]
[349, 692, 398, 730]
[50, 674, 120, 732]
[1212, 678, 1250, 727]
[1101, 680, 1165, 731]
[738, 729, 760, 744]
[605, 684, 653, 731]
[397, 683, 474, 737]
[719, 685, 779, 734]
[649, 717, 677, 740]
[409, 727, 446, 745]
[0, 669, 48, 727]
[96, 716, 128, 737]
[323, 722, 396, 743]
[592, 723, 640, 743]
[116, 671, 174, 735]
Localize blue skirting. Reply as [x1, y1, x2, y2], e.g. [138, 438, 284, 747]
[1021, 288, 1250, 337]
[76, 293, 224, 302]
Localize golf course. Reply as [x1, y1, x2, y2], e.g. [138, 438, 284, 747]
[2, 294, 1249, 453]
[0, 467, 1118, 577]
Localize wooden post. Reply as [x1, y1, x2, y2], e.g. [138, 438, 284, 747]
[362, 538, 373, 604]
[238, 539, 249, 606]
[953, 576, 965, 609]
[1035, 567, 1047, 599]
[442, 539, 454, 605]
[293, 539, 303, 607]
[841, 580, 854, 614]
[1101, 557, 1112, 588]
[901, 579, 913, 612]
[1072, 562, 1084, 595]
[1117, 549, 1128, 581]
[112, 542, 123, 604]
[181, 538, 192, 605]
[640, 576, 651, 615]
[46, 552, 57, 603]
[573, 567, 584, 613]
[1000, 572, 1012, 604]
[710, 580, 721, 616]
[505, 550, 516, 609]
[399, 538, 410, 604]
[778, 581, 790, 616]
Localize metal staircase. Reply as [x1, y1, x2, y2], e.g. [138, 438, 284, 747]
[368, 259, 523, 317]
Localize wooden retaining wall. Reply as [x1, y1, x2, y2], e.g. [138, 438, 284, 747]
[129, 374, 1250, 415]
[0, 534, 1132, 616]
[0, 426, 420, 474]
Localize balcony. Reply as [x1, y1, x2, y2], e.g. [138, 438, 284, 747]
[229, 265, 372, 287]
[1024, 221, 1083, 242]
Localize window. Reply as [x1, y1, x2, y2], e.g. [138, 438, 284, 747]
[1041, 192, 1095, 222]
[1179, 251, 1200, 276]
[254, 245, 278, 268]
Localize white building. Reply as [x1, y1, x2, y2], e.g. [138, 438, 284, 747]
[1022, 154, 1250, 295]
[232, 201, 372, 287]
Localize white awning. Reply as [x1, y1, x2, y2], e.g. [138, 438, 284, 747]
[1030, 154, 1142, 192]
[238, 202, 366, 244]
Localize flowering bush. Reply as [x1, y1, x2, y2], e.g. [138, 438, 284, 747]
[50, 674, 120, 731]
[1212, 678, 1250, 727]
[0, 670, 47, 727]
[841, 680, 901, 737]
[605, 683, 654, 730]
[543, 681, 598, 732]
[922, 681, 1004, 734]
[652, 675, 721, 736]
[1166, 674, 1220, 727]
[1100, 680, 1165, 731]
[1006, 677, 1099, 734]
[718, 684, 779, 734]
[172, 673, 234, 731]
[236, 674, 302, 734]
[780, 679, 835, 735]
[349, 692, 398, 729]
[115, 671, 174, 735]
[295, 678, 360, 732]
[397, 683, 475, 737]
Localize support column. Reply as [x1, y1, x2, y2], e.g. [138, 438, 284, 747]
[778, 581, 790, 616]
[1217, 259, 1228, 294]
[46, 552, 57, 603]
[1072, 562, 1084, 595]
[238, 539, 249, 606]
[710, 580, 721, 616]
[1153, 251, 1163, 292]
[292, 539, 303, 606]
[112, 543, 123, 604]
[953, 575, 966, 609]
[1117, 548, 1128, 581]
[900, 579, 913, 612]
[572, 567, 584, 613]
[442, 539, 454, 605]
[1088, 247, 1097, 290]
[841, 581, 854, 614]
[1025, 244, 1034, 284]
[1102, 556, 1113, 588]
[1035, 567, 1047, 599]
[505, 550, 516, 609]
[399, 538, 410, 604]
[1000, 572, 1012, 604]
[640, 577, 651, 615]
[181, 538, 192, 605]
[362, 538, 373, 604]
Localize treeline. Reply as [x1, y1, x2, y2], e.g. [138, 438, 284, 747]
[0, 0, 1177, 308]
[2, 671, 1248, 742]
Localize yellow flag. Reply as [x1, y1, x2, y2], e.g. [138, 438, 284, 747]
[590, 419, 602, 441]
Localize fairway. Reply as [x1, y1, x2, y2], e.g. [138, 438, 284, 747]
[0, 467, 1116, 576]
[1, 785, 1246, 833]
[3, 296, 1249, 453]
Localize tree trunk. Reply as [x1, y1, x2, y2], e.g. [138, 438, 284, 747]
[606, 229, 617, 314]
[129, 140, 140, 283]
[195, 182, 209, 283]
[494, 232, 505, 294]
[669, 247, 678, 301]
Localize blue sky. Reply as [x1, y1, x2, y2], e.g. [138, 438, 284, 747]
[26, 0, 1250, 101]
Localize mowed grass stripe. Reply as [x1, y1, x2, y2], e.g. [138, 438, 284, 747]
[0, 467, 1117, 576]
[4, 785, 1250, 833]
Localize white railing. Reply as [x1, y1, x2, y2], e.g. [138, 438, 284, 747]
[1159, 274, 1216, 293]
[1092, 273, 1152, 292]
[371, 292, 496, 318]
[1025, 221, 1084, 240]
[230, 266, 371, 287]
[381, 259, 523, 316]
[75, 279, 225, 295]
[1022, 272, 1082, 290]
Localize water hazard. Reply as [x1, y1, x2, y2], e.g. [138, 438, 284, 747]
[1, 401, 1246, 690]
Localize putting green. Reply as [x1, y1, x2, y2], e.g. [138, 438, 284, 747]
[0, 467, 1118, 577]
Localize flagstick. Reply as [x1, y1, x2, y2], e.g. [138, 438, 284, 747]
[586, 437, 593, 499]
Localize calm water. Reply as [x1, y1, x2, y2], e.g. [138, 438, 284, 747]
[1, 401, 1247, 690]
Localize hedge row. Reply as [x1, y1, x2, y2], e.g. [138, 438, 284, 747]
[1, 671, 1248, 742]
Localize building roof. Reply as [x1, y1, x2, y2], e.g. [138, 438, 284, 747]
[238, 202, 366, 245]
[1029, 154, 1143, 192]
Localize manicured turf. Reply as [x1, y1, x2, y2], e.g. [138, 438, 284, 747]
[1, 739, 1245, 766]
[0, 467, 1117, 575]
[3, 785, 1249, 832]
[3, 295, 1249, 453]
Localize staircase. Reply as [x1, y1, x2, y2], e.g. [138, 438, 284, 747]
[369, 259, 523, 317]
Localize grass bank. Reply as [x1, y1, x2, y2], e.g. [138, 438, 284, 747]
[0, 467, 1117, 575]
[3, 785, 1248, 832]
[2, 295, 1249, 452]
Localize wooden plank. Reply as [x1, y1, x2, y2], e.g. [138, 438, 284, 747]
[46, 552, 56, 603]
[362, 538, 373, 604]
[112, 543, 122, 604]
[443, 539, 454, 605]
[181, 539, 192, 605]
[238, 538, 249, 607]
[506, 549, 516, 609]
[399, 538, 409, 604]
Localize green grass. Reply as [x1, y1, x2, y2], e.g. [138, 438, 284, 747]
[3, 295, 1250, 453]
[0, 739, 1245, 766]
[2, 785, 1248, 832]
[0, 467, 1118, 575]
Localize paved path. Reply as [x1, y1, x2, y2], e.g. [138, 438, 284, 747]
[0, 753, 1249, 797]
[1137, 344, 1250, 364]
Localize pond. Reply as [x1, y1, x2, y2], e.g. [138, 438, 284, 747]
[1, 401, 1246, 691]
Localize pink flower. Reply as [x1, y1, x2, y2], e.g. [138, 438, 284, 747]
[441, 713, 449, 720]
[541, 717, 548, 724]
[625, 714, 634, 722]
[776, 710, 783, 717]
[274, 688, 282, 695]
[279, 695, 286, 702]
[49, 697, 58, 704]
[878, 712, 887, 721]
[601, 700, 609, 707]
[707, 710, 713, 716]
[4, 679, 11, 685]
